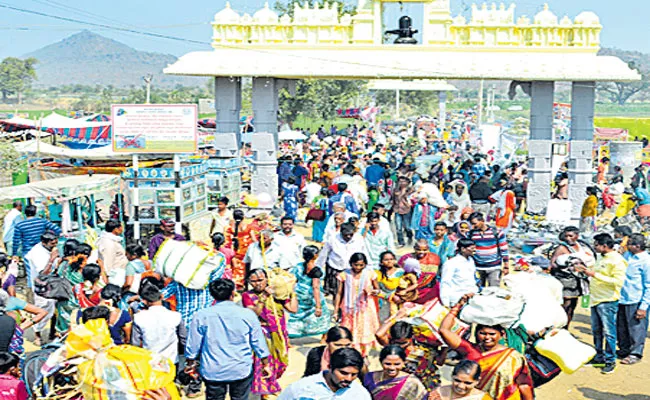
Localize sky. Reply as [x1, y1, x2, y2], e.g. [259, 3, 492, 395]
[0, 0, 648, 59]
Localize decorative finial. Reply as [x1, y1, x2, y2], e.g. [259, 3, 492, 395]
[225, 1, 231, 8]
[543, 3, 549, 11]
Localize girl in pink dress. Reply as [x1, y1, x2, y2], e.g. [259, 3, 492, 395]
[333, 252, 380, 357]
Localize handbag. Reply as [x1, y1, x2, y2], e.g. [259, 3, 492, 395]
[525, 347, 562, 387]
[306, 208, 326, 222]
[33, 272, 73, 301]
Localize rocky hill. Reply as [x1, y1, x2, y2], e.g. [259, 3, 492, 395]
[25, 31, 204, 88]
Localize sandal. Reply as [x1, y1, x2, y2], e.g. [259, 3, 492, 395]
[621, 355, 641, 365]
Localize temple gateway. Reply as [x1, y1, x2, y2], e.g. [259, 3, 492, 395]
[165, 0, 640, 222]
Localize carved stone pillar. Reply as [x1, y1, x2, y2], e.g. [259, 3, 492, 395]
[250, 132, 278, 203]
[568, 82, 595, 223]
[439, 91, 447, 131]
[252, 77, 280, 145]
[526, 81, 555, 214]
[214, 77, 242, 145]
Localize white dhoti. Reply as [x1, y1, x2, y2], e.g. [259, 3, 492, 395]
[33, 293, 56, 333]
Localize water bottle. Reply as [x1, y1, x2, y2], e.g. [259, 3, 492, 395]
[581, 295, 590, 308]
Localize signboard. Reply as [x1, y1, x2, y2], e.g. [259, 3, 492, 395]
[111, 104, 198, 153]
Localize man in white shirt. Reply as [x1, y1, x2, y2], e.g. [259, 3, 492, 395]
[244, 230, 280, 270]
[24, 231, 59, 345]
[440, 238, 479, 307]
[2, 201, 23, 256]
[361, 212, 395, 269]
[132, 283, 186, 364]
[316, 223, 366, 296]
[96, 219, 128, 286]
[324, 203, 355, 241]
[209, 196, 232, 235]
[274, 217, 306, 270]
[303, 181, 323, 205]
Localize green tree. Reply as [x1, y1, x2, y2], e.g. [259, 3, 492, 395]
[597, 48, 650, 105]
[100, 85, 115, 112]
[279, 79, 367, 124]
[0, 57, 38, 104]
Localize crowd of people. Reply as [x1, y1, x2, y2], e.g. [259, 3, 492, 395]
[0, 122, 648, 400]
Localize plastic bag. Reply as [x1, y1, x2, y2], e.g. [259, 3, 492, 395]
[268, 267, 297, 301]
[503, 272, 568, 332]
[400, 299, 468, 346]
[459, 287, 525, 327]
[154, 239, 225, 289]
[78, 345, 179, 400]
[534, 329, 596, 374]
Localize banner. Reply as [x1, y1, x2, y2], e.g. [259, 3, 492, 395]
[111, 104, 198, 153]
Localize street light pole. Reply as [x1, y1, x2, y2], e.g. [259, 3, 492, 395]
[143, 74, 153, 104]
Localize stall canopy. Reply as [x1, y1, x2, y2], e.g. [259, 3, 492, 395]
[13, 140, 158, 161]
[278, 130, 307, 141]
[0, 174, 120, 203]
[594, 127, 629, 141]
[0, 113, 112, 146]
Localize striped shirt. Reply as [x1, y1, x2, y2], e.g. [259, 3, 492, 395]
[12, 217, 61, 257]
[469, 227, 509, 271]
[162, 255, 226, 330]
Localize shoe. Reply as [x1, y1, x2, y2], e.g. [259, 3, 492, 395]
[586, 357, 606, 367]
[185, 391, 203, 399]
[621, 355, 642, 365]
[601, 362, 616, 374]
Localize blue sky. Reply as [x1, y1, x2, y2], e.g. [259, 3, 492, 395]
[0, 0, 648, 58]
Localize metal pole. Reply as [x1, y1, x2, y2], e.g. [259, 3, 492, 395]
[395, 89, 400, 119]
[34, 116, 41, 159]
[173, 155, 182, 235]
[132, 154, 140, 241]
[477, 80, 484, 125]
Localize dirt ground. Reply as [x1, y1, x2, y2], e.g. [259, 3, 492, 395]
[281, 223, 650, 400]
[16, 220, 650, 399]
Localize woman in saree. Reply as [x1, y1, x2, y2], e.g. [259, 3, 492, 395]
[311, 188, 330, 243]
[212, 232, 235, 281]
[430, 360, 493, 400]
[243, 268, 298, 398]
[333, 253, 380, 357]
[281, 177, 300, 221]
[73, 264, 105, 309]
[440, 294, 534, 400]
[304, 326, 353, 377]
[375, 251, 404, 317]
[287, 245, 330, 339]
[224, 209, 253, 289]
[376, 318, 444, 390]
[55, 242, 90, 335]
[489, 185, 516, 234]
[362, 345, 428, 400]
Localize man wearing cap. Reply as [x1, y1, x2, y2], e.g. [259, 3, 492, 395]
[148, 219, 186, 259]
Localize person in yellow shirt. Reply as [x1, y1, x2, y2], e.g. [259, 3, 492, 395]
[580, 187, 599, 234]
[615, 188, 636, 221]
[575, 233, 627, 375]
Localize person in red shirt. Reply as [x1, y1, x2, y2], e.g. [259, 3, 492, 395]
[0, 352, 28, 400]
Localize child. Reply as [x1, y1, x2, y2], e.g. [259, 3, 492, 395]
[0, 352, 28, 400]
[375, 251, 404, 317]
[395, 258, 421, 304]
[131, 284, 186, 365]
[333, 253, 380, 356]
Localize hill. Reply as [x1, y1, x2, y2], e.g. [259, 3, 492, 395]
[25, 31, 205, 88]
